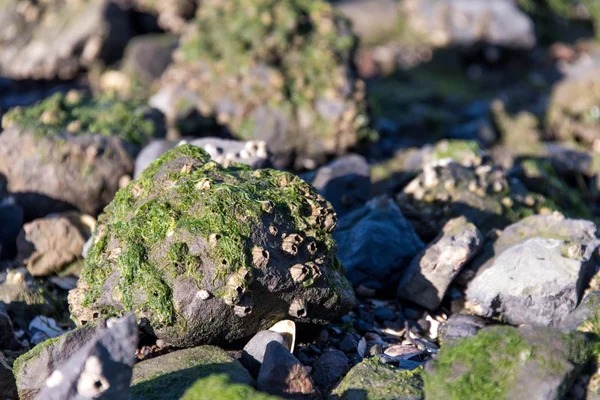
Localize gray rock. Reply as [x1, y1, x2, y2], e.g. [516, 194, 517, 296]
[311, 349, 349, 390]
[121, 34, 178, 91]
[241, 330, 288, 377]
[0, 353, 17, 400]
[438, 314, 487, 344]
[257, 341, 321, 399]
[397, 217, 483, 310]
[330, 357, 423, 400]
[466, 233, 600, 326]
[559, 291, 600, 333]
[0, 0, 132, 80]
[403, 0, 535, 49]
[13, 321, 103, 400]
[34, 314, 138, 400]
[309, 154, 371, 218]
[134, 138, 270, 178]
[131, 346, 254, 400]
[424, 325, 595, 399]
[334, 196, 424, 291]
[333, 0, 403, 45]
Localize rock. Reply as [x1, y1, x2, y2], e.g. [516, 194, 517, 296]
[397, 217, 483, 310]
[34, 314, 138, 400]
[29, 317, 65, 345]
[0, 303, 20, 350]
[257, 341, 321, 399]
[13, 322, 103, 400]
[437, 314, 487, 344]
[311, 349, 349, 390]
[339, 334, 359, 354]
[424, 325, 596, 399]
[466, 213, 600, 326]
[334, 196, 424, 292]
[397, 160, 551, 241]
[69, 145, 356, 347]
[120, 34, 178, 93]
[0, 92, 164, 217]
[402, 0, 535, 49]
[0, 0, 132, 80]
[330, 357, 423, 400]
[0, 353, 18, 400]
[181, 374, 281, 400]
[333, 0, 403, 46]
[0, 269, 56, 329]
[129, 0, 196, 33]
[155, 0, 373, 169]
[17, 212, 94, 277]
[559, 291, 600, 333]
[131, 345, 253, 399]
[373, 306, 397, 322]
[134, 138, 271, 178]
[241, 330, 288, 378]
[0, 202, 23, 259]
[309, 155, 371, 218]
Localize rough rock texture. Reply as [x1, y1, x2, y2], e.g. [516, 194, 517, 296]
[424, 326, 595, 399]
[131, 345, 253, 400]
[34, 314, 138, 400]
[437, 314, 487, 345]
[69, 145, 356, 348]
[330, 357, 423, 400]
[403, 0, 536, 49]
[397, 160, 553, 241]
[311, 350, 349, 391]
[334, 196, 424, 292]
[466, 214, 600, 326]
[17, 212, 94, 277]
[155, 0, 373, 169]
[0, 92, 163, 217]
[129, 0, 197, 33]
[0, 0, 132, 80]
[257, 341, 321, 399]
[241, 330, 288, 377]
[559, 291, 600, 334]
[181, 374, 282, 400]
[308, 154, 371, 218]
[13, 322, 103, 400]
[0, 353, 18, 400]
[134, 138, 270, 178]
[397, 217, 482, 310]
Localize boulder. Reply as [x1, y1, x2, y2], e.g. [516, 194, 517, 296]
[0, 91, 164, 217]
[131, 346, 254, 400]
[334, 196, 424, 292]
[69, 145, 356, 347]
[241, 330, 288, 378]
[0, 0, 132, 80]
[424, 326, 596, 399]
[181, 374, 282, 400]
[154, 0, 373, 169]
[330, 357, 423, 400]
[397, 217, 482, 310]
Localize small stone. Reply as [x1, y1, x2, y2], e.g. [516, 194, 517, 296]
[241, 330, 288, 377]
[373, 306, 397, 322]
[339, 334, 359, 353]
[438, 314, 487, 344]
[311, 349, 349, 390]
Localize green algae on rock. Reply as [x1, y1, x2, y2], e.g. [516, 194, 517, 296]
[181, 374, 282, 400]
[68, 144, 356, 348]
[156, 0, 374, 168]
[424, 326, 596, 400]
[331, 357, 423, 400]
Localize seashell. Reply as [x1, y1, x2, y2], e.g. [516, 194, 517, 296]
[269, 319, 296, 353]
[288, 298, 307, 318]
[252, 246, 270, 268]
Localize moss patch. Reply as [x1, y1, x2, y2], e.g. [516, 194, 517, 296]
[181, 374, 282, 400]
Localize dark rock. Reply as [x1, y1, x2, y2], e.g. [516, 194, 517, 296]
[355, 320, 373, 333]
[397, 217, 483, 310]
[438, 314, 487, 344]
[311, 350, 349, 390]
[257, 341, 321, 399]
[466, 213, 600, 327]
[0, 202, 23, 259]
[309, 155, 371, 218]
[373, 306, 397, 322]
[0, 0, 132, 80]
[34, 314, 138, 400]
[339, 334, 359, 354]
[331, 357, 423, 400]
[69, 145, 356, 348]
[241, 330, 288, 378]
[13, 321, 103, 400]
[0, 353, 17, 400]
[0, 303, 20, 350]
[334, 196, 424, 292]
[131, 345, 254, 400]
[424, 325, 595, 399]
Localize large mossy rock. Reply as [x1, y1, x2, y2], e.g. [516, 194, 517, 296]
[181, 374, 282, 400]
[69, 145, 356, 347]
[131, 346, 254, 400]
[156, 0, 373, 168]
[424, 326, 596, 400]
[0, 91, 163, 217]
